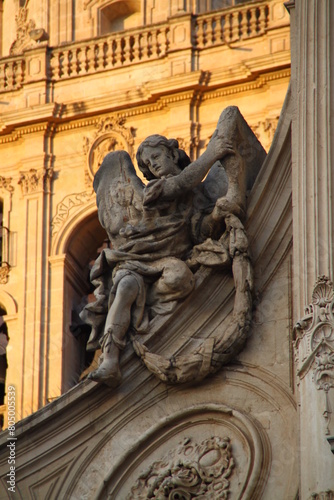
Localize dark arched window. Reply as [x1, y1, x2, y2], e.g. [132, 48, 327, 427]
[99, 0, 141, 35]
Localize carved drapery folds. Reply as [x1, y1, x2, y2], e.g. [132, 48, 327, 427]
[128, 436, 234, 499]
[294, 276, 334, 435]
[83, 115, 135, 186]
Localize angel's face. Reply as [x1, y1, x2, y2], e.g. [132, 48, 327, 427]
[140, 146, 181, 179]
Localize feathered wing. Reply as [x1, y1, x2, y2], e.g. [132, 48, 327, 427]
[80, 151, 144, 350]
[93, 150, 144, 249]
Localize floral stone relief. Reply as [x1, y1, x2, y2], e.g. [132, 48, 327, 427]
[294, 276, 334, 435]
[127, 436, 234, 499]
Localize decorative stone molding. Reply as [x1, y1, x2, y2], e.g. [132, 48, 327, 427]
[83, 115, 135, 183]
[18, 168, 53, 195]
[294, 276, 334, 434]
[128, 436, 234, 499]
[51, 191, 94, 236]
[311, 491, 334, 500]
[251, 116, 280, 151]
[0, 177, 14, 194]
[0, 264, 10, 285]
[10, 8, 37, 55]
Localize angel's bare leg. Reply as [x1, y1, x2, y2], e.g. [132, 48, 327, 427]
[88, 275, 139, 385]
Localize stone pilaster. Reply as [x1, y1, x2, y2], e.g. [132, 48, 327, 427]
[291, 0, 334, 318]
[290, 1, 334, 496]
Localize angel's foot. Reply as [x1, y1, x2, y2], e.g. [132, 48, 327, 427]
[87, 359, 122, 388]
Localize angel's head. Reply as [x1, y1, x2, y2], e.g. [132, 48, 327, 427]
[136, 135, 191, 180]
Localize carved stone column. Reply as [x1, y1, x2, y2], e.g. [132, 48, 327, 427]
[291, 0, 334, 317]
[290, 0, 334, 496]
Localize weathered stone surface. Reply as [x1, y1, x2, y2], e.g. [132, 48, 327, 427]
[81, 107, 266, 387]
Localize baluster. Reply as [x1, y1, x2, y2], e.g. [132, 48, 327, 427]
[206, 17, 214, 46]
[239, 10, 248, 40]
[219, 15, 226, 44]
[68, 50, 73, 76]
[195, 19, 203, 48]
[229, 13, 239, 42]
[16, 59, 24, 86]
[58, 52, 64, 78]
[102, 42, 108, 68]
[110, 39, 116, 66]
[97, 41, 104, 69]
[202, 20, 208, 46]
[124, 35, 132, 64]
[5, 64, 13, 88]
[93, 44, 98, 70]
[132, 33, 140, 62]
[163, 27, 170, 54]
[212, 15, 221, 45]
[62, 51, 69, 78]
[146, 32, 152, 58]
[247, 7, 256, 36]
[0, 63, 5, 90]
[12, 62, 17, 87]
[114, 37, 122, 66]
[75, 48, 81, 75]
[257, 6, 266, 33]
[142, 31, 149, 59]
[151, 30, 158, 58]
[156, 30, 162, 57]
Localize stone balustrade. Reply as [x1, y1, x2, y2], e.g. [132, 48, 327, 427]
[0, 1, 275, 92]
[49, 24, 170, 80]
[0, 57, 25, 91]
[194, 2, 269, 48]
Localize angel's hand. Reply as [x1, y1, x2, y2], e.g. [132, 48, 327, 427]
[207, 130, 235, 161]
[143, 179, 165, 206]
[212, 197, 244, 221]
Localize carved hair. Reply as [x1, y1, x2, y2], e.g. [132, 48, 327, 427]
[136, 134, 191, 180]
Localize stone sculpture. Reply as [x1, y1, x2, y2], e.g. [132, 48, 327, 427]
[127, 436, 234, 499]
[80, 106, 266, 387]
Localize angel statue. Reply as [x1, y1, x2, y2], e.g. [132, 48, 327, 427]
[80, 106, 266, 387]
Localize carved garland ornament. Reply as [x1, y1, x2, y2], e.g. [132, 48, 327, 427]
[294, 276, 334, 435]
[83, 116, 135, 184]
[127, 436, 234, 499]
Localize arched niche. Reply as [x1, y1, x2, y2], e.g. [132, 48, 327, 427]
[50, 201, 107, 393]
[99, 0, 141, 34]
[0, 291, 17, 319]
[91, 404, 271, 499]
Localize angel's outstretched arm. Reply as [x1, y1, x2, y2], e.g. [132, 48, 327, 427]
[143, 109, 239, 206]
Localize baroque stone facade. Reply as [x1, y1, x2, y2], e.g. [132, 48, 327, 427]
[2, 0, 333, 499]
[0, 0, 291, 422]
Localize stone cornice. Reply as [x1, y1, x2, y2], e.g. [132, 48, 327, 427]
[0, 66, 291, 144]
